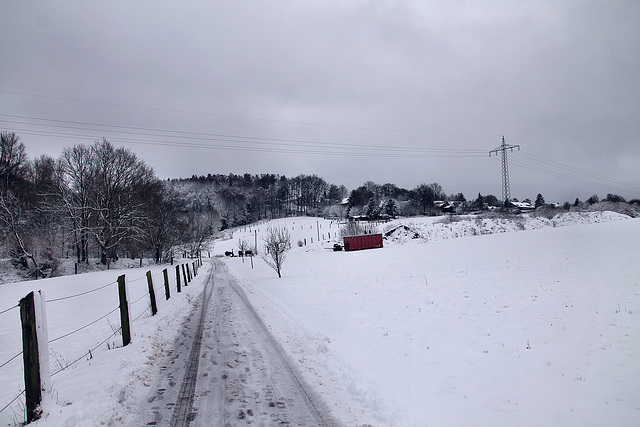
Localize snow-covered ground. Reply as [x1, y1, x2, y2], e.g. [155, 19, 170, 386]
[218, 212, 640, 426]
[0, 260, 209, 426]
[0, 211, 638, 426]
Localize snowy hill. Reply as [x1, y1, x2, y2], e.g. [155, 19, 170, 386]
[0, 211, 638, 426]
[219, 212, 640, 426]
[382, 211, 631, 244]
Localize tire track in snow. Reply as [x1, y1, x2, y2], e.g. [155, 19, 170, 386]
[202, 260, 335, 426]
[139, 260, 337, 426]
[168, 265, 214, 426]
[138, 264, 215, 427]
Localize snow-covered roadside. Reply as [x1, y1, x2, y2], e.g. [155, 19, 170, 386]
[0, 260, 209, 426]
[219, 213, 640, 426]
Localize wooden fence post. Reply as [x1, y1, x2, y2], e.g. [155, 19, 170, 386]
[192, 262, 197, 277]
[20, 291, 49, 424]
[146, 271, 157, 316]
[182, 264, 188, 286]
[186, 263, 192, 282]
[163, 268, 170, 300]
[176, 265, 181, 292]
[117, 275, 131, 347]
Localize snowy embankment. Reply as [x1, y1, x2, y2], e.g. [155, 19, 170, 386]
[0, 260, 209, 426]
[218, 211, 640, 426]
[383, 210, 630, 243]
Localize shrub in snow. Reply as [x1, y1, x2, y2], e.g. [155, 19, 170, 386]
[339, 221, 376, 237]
[261, 226, 292, 278]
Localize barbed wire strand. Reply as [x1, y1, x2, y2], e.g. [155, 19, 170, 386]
[48, 306, 120, 344]
[0, 390, 25, 415]
[0, 351, 23, 370]
[51, 327, 122, 378]
[0, 304, 19, 316]
[132, 307, 151, 323]
[130, 291, 151, 307]
[155, 282, 165, 297]
[127, 274, 148, 284]
[46, 280, 118, 303]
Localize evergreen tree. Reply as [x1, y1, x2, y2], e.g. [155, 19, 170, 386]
[484, 194, 499, 207]
[535, 193, 545, 208]
[365, 197, 380, 220]
[474, 193, 484, 210]
[384, 199, 398, 218]
[606, 193, 626, 203]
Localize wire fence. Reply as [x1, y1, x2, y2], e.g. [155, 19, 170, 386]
[0, 260, 202, 422]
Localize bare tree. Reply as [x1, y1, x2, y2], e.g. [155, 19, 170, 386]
[0, 132, 29, 191]
[182, 208, 218, 259]
[0, 132, 42, 277]
[412, 182, 445, 215]
[88, 139, 158, 266]
[0, 191, 41, 277]
[31, 155, 63, 271]
[57, 144, 93, 263]
[237, 238, 250, 262]
[146, 183, 181, 263]
[261, 225, 292, 278]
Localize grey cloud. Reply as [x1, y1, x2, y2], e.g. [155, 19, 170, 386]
[1, 0, 639, 202]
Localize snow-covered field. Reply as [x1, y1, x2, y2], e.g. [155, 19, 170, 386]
[218, 212, 640, 426]
[0, 211, 638, 426]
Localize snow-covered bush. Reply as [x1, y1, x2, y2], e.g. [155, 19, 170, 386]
[339, 221, 377, 237]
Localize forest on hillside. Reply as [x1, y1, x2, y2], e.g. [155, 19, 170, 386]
[1, 131, 638, 281]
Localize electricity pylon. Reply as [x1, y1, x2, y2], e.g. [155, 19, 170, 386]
[489, 136, 520, 206]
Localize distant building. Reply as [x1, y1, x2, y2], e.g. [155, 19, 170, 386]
[510, 201, 535, 211]
[434, 201, 455, 213]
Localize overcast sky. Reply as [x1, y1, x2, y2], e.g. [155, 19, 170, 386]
[2, 1, 639, 203]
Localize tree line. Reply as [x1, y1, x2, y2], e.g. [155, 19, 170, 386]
[2, 131, 637, 280]
[0, 132, 216, 279]
[183, 172, 348, 225]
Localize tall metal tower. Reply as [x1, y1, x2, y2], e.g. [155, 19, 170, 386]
[489, 136, 520, 206]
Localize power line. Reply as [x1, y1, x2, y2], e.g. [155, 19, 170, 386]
[0, 115, 487, 159]
[508, 158, 638, 195]
[0, 89, 498, 138]
[2, 106, 637, 194]
[514, 151, 640, 191]
[0, 113, 486, 155]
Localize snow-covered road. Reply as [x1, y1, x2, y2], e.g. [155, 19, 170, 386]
[137, 260, 335, 426]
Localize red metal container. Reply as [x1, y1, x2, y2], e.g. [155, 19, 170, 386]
[343, 234, 383, 251]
